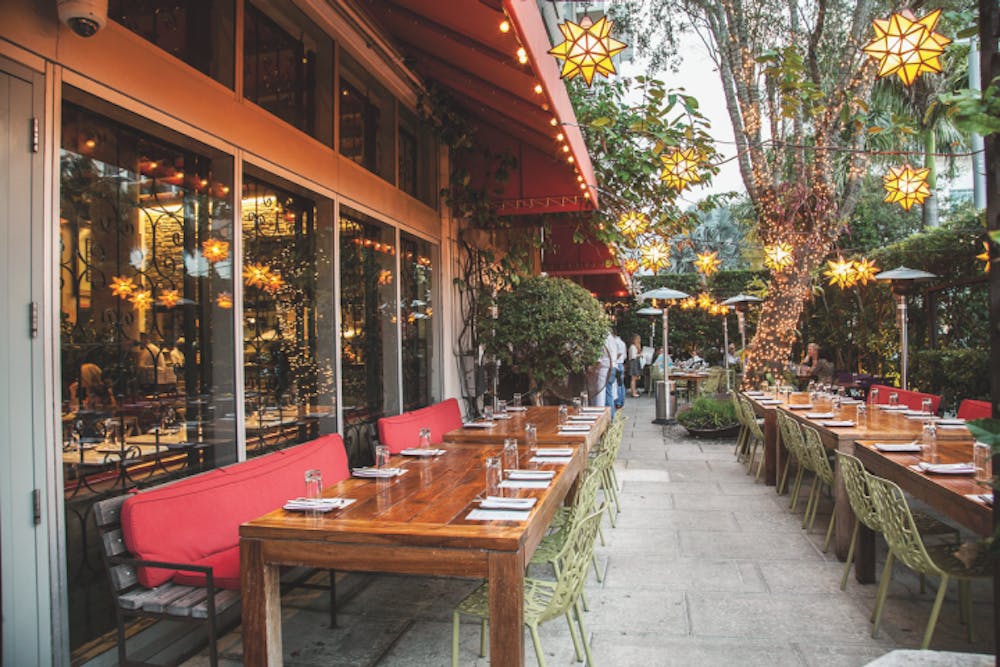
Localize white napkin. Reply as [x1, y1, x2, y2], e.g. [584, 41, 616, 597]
[568, 415, 598, 422]
[399, 448, 445, 457]
[499, 479, 551, 489]
[786, 404, 813, 410]
[492, 414, 513, 420]
[758, 399, 783, 405]
[744, 391, 765, 397]
[937, 424, 970, 431]
[820, 420, 855, 427]
[533, 447, 573, 456]
[463, 421, 495, 429]
[530, 456, 572, 464]
[466, 509, 531, 521]
[352, 467, 407, 478]
[937, 418, 966, 425]
[506, 406, 528, 412]
[806, 412, 835, 419]
[965, 493, 993, 506]
[580, 406, 606, 413]
[507, 469, 556, 480]
[479, 496, 536, 510]
[283, 497, 355, 512]
[557, 424, 592, 432]
[914, 462, 975, 475]
[874, 442, 921, 453]
[840, 398, 861, 405]
[879, 405, 909, 411]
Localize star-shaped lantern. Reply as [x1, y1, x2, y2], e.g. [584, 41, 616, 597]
[216, 292, 233, 309]
[623, 257, 640, 276]
[977, 241, 991, 273]
[710, 303, 729, 316]
[694, 250, 722, 276]
[862, 9, 952, 86]
[201, 238, 230, 263]
[244, 263, 272, 289]
[640, 241, 671, 273]
[763, 243, 794, 272]
[547, 15, 627, 86]
[110, 275, 137, 299]
[825, 257, 857, 289]
[853, 257, 880, 285]
[679, 296, 697, 310]
[659, 148, 702, 192]
[883, 164, 931, 211]
[158, 289, 181, 308]
[264, 271, 286, 293]
[129, 290, 154, 311]
[617, 211, 649, 239]
[696, 292, 715, 311]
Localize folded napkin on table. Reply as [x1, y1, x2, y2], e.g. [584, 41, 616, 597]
[499, 479, 551, 489]
[805, 412, 835, 419]
[283, 497, 355, 512]
[965, 493, 994, 506]
[466, 509, 531, 521]
[399, 448, 446, 457]
[462, 421, 495, 429]
[507, 469, 556, 480]
[557, 424, 592, 432]
[530, 456, 572, 464]
[820, 420, 855, 427]
[352, 467, 407, 478]
[532, 447, 574, 456]
[506, 406, 528, 412]
[478, 496, 536, 510]
[580, 407, 606, 413]
[879, 405, 909, 411]
[873, 442, 921, 453]
[914, 462, 975, 475]
[786, 404, 813, 410]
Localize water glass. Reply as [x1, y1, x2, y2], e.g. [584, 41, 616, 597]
[503, 438, 519, 472]
[921, 421, 937, 462]
[304, 469, 323, 500]
[558, 404, 569, 425]
[512, 392, 522, 408]
[921, 398, 933, 416]
[888, 392, 899, 408]
[580, 391, 589, 406]
[524, 423, 537, 448]
[832, 392, 842, 410]
[485, 456, 502, 495]
[856, 403, 867, 427]
[869, 387, 880, 406]
[974, 441, 992, 483]
[418, 427, 431, 450]
[374, 444, 390, 469]
[483, 404, 494, 421]
[571, 397, 582, 413]
[497, 399, 508, 416]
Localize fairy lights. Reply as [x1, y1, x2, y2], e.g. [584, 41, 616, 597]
[883, 164, 931, 210]
[862, 9, 952, 86]
[547, 14, 627, 86]
[693, 250, 722, 276]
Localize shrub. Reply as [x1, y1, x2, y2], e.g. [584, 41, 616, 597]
[910, 348, 991, 414]
[677, 396, 738, 430]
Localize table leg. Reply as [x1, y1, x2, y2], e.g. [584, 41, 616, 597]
[763, 409, 777, 486]
[855, 523, 877, 584]
[241, 538, 283, 666]
[488, 550, 525, 667]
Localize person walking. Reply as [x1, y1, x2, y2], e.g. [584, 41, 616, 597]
[628, 334, 642, 397]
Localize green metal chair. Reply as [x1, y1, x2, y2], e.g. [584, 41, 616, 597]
[736, 394, 765, 478]
[593, 412, 626, 523]
[730, 391, 750, 461]
[775, 411, 809, 507]
[799, 425, 836, 551]
[867, 475, 989, 648]
[452, 509, 604, 667]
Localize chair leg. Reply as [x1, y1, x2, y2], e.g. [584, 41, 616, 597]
[754, 447, 765, 480]
[777, 456, 792, 495]
[479, 618, 488, 658]
[841, 519, 860, 590]
[591, 553, 604, 583]
[598, 520, 606, 546]
[921, 575, 949, 649]
[802, 483, 818, 529]
[451, 611, 460, 667]
[529, 624, 547, 667]
[565, 612, 583, 661]
[822, 505, 836, 553]
[207, 607, 219, 667]
[872, 552, 895, 636]
[789, 468, 805, 510]
[574, 598, 595, 666]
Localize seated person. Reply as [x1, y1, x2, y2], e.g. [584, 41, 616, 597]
[68, 362, 116, 410]
[648, 348, 672, 382]
[797, 342, 834, 384]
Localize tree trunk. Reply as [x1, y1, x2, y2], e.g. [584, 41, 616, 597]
[921, 129, 939, 228]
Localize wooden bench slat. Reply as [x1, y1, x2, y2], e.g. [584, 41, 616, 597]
[119, 582, 189, 610]
[109, 563, 138, 592]
[165, 587, 210, 617]
[143, 583, 203, 613]
[102, 528, 128, 558]
[191, 590, 240, 619]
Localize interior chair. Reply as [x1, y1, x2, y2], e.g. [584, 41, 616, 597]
[867, 475, 989, 648]
[452, 509, 604, 667]
[799, 425, 837, 551]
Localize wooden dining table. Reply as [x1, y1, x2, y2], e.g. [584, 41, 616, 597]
[444, 405, 610, 451]
[239, 440, 585, 666]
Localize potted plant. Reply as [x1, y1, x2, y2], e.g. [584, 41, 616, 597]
[677, 396, 740, 438]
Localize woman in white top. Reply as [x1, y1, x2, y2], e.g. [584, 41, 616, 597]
[627, 334, 642, 397]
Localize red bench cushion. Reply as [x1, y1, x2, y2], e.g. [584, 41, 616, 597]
[122, 434, 348, 588]
[957, 399, 991, 420]
[377, 398, 463, 453]
[868, 384, 941, 414]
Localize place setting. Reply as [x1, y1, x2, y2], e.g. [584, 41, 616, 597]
[284, 469, 357, 513]
[352, 445, 408, 478]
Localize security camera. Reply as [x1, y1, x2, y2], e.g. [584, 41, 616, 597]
[57, 0, 108, 38]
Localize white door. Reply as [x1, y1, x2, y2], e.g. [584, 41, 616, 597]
[0, 61, 53, 666]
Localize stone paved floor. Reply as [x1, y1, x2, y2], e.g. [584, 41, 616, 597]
[186, 396, 995, 666]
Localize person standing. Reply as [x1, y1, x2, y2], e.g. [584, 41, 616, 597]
[628, 334, 642, 397]
[612, 331, 627, 409]
[588, 331, 617, 417]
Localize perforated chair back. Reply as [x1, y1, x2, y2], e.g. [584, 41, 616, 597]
[800, 424, 835, 485]
[835, 452, 881, 531]
[867, 476, 940, 575]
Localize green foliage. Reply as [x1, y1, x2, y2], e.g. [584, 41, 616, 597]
[941, 76, 1000, 136]
[838, 175, 923, 253]
[487, 276, 608, 396]
[677, 397, 739, 430]
[910, 349, 990, 413]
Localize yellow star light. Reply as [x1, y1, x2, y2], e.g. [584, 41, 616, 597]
[659, 148, 702, 192]
[201, 238, 230, 263]
[640, 241, 671, 273]
[623, 257, 640, 275]
[711, 303, 729, 316]
[852, 257, 880, 285]
[883, 164, 931, 211]
[617, 211, 649, 239]
[694, 250, 722, 276]
[977, 241, 991, 273]
[129, 290, 153, 311]
[244, 263, 271, 289]
[110, 275, 136, 299]
[825, 257, 857, 289]
[697, 292, 714, 310]
[763, 243, 794, 272]
[862, 9, 952, 86]
[216, 292, 233, 309]
[158, 289, 181, 308]
[547, 15, 627, 86]
[264, 271, 286, 293]
[679, 296, 697, 310]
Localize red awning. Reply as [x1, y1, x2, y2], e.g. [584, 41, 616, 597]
[358, 0, 598, 213]
[542, 221, 631, 299]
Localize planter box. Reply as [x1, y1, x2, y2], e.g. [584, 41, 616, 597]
[682, 424, 740, 439]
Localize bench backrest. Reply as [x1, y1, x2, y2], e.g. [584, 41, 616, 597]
[377, 398, 463, 453]
[868, 384, 941, 414]
[121, 433, 348, 587]
[957, 399, 991, 420]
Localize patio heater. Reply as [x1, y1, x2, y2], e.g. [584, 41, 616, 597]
[721, 294, 763, 357]
[874, 266, 937, 390]
[639, 287, 690, 424]
[636, 306, 662, 351]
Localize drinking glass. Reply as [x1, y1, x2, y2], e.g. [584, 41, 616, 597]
[524, 423, 537, 448]
[921, 421, 937, 462]
[558, 404, 569, 425]
[482, 404, 494, 421]
[304, 469, 323, 500]
[921, 398, 933, 416]
[497, 399, 508, 416]
[503, 438, 519, 472]
[856, 403, 868, 427]
[485, 456, 502, 495]
[580, 391, 589, 406]
[974, 441, 992, 483]
[512, 393, 522, 408]
[832, 392, 842, 410]
[869, 387, 880, 406]
[418, 427, 431, 450]
[888, 392, 899, 408]
[571, 397, 582, 413]
[374, 444, 390, 469]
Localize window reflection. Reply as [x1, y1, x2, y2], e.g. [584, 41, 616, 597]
[339, 50, 395, 182]
[60, 99, 235, 654]
[400, 233, 435, 409]
[241, 175, 337, 455]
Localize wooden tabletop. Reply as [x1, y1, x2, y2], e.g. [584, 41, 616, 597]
[444, 405, 609, 450]
[239, 441, 586, 666]
[853, 439, 989, 536]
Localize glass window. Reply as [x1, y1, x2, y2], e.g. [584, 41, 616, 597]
[241, 173, 337, 455]
[243, 0, 334, 145]
[338, 50, 395, 182]
[398, 106, 438, 207]
[400, 233, 436, 410]
[109, 0, 235, 88]
[339, 207, 399, 461]
[60, 96, 236, 655]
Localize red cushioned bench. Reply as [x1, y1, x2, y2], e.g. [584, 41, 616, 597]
[957, 399, 991, 420]
[868, 383, 942, 414]
[377, 397, 464, 453]
[94, 434, 349, 666]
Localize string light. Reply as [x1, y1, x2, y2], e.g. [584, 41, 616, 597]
[763, 243, 794, 272]
[883, 164, 931, 210]
[659, 148, 702, 191]
[499, 18, 510, 33]
[546, 14, 627, 86]
[516, 46, 528, 64]
[862, 9, 951, 86]
[693, 250, 722, 276]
